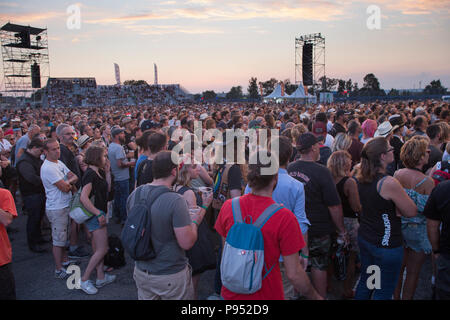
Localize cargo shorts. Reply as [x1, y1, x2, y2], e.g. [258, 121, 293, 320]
[308, 234, 332, 271]
[46, 207, 70, 247]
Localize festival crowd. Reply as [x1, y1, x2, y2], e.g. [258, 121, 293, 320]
[0, 99, 449, 300]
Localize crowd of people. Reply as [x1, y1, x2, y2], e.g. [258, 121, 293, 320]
[0, 98, 449, 300]
[46, 79, 191, 108]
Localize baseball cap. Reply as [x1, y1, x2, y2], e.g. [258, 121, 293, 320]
[111, 127, 125, 137]
[140, 120, 154, 132]
[122, 116, 133, 124]
[199, 113, 208, 121]
[297, 132, 319, 151]
[336, 109, 345, 118]
[312, 121, 327, 137]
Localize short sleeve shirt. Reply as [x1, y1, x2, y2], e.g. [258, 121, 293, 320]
[128, 185, 192, 275]
[287, 160, 341, 237]
[215, 194, 305, 300]
[0, 188, 18, 266]
[41, 159, 73, 210]
[81, 168, 108, 212]
[108, 142, 129, 181]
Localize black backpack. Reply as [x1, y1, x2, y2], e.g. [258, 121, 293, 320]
[121, 185, 171, 261]
[104, 234, 126, 269]
[136, 159, 153, 187]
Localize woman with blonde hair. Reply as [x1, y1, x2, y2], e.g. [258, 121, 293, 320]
[173, 155, 215, 300]
[393, 136, 435, 300]
[327, 150, 362, 299]
[331, 133, 352, 153]
[354, 137, 417, 300]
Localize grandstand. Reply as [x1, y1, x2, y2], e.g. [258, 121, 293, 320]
[44, 77, 192, 108]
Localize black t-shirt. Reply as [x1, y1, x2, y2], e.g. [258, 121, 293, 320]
[81, 168, 108, 212]
[228, 164, 243, 191]
[59, 144, 81, 188]
[423, 180, 450, 257]
[136, 159, 153, 187]
[287, 160, 341, 237]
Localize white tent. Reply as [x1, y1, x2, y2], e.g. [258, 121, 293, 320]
[264, 83, 285, 100]
[287, 83, 307, 99]
[286, 82, 317, 103]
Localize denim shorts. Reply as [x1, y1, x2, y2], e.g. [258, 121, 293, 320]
[84, 215, 102, 232]
[401, 222, 432, 254]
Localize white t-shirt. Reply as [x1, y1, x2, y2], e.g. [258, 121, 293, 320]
[0, 138, 12, 153]
[41, 159, 73, 210]
[324, 134, 334, 149]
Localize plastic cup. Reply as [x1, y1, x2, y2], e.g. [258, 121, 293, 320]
[189, 206, 201, 220]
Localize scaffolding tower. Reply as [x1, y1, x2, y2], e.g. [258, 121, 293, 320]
[0, 22, 50, 97]
[295, 33, 325, 93]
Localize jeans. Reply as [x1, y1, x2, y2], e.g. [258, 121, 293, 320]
[355, 235, 403, 300]
[23, 193, 46, 247]
[113, 180, 129, 223]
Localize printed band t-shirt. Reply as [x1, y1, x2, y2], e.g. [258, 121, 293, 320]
[287, 160, 341, 237]
[41, 159, 73, 210]
[215, 194, 305, 300]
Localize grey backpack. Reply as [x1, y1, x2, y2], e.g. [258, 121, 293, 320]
[220, 197, 283, 294]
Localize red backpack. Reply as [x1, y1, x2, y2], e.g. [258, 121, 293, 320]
[432, 161, 450, 186]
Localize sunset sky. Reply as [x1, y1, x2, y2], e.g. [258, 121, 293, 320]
[1, 0, 449, 94]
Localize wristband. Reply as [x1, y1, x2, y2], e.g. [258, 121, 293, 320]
[300, 252, 309, 259]
[200, 205, 208, 210]
[97, 211, 105, 218]
[192, 220, 199, 227]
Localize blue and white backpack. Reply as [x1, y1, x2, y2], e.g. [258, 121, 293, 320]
[220, 197, 283, 294]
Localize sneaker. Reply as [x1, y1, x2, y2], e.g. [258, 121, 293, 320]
[79, 280, 98, 295]
[55, 268, 69, 279]
[62, 259, 81, 267]
[206, 293, 223, 300]
[95, 273, 116, 288]
[68, 246, 90, 259]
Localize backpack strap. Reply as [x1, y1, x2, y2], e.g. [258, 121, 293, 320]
[253, 203, 283, 229]
[231, 197, 243, 223]
[138, 185, 172, 209]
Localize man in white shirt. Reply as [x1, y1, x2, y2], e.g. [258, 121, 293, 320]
[0, 128, 12, 157]
[41, 138, 78, 279]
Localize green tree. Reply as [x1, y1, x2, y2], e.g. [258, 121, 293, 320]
[259, 78, 278, 95]
[359, 73, 383, 96]
[424, 80, 447, 95]
[283, 79, 298, 95]
[318, 76, 338, 92]
[202, 90, 216, 101]
[337, 79, 346, 94]
[388, 88, 399, 96]
[247, 77, 260, 99]
[226, 86, 243, 100]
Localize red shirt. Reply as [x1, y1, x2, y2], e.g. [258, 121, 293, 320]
[215, 194, 305, 300]
[0, 188, 18, 267]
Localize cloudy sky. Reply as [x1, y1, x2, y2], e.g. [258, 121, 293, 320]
[0, 0, 449, 93]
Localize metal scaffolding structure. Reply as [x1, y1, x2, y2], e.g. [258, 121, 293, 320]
[0, 22, 50, 97]
[295, 33, 325, 93]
